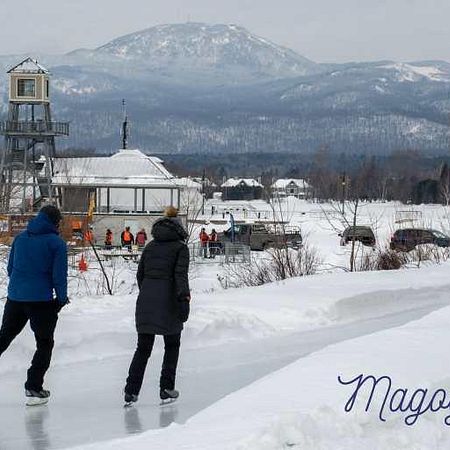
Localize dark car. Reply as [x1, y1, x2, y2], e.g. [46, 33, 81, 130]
[390, 228, 450, 252]
[340, 226, 376, 247]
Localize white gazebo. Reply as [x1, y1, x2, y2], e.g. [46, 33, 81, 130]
[44, 149, 200, 243]
[51, 149, 184, 213]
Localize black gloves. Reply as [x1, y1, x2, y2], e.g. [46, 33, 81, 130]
[54, 298, 70, 313]
[178, 299, 190, 323]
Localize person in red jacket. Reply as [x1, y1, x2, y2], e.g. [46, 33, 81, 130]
[84, 227, 94, 244]
[209, 229, 218, 258]
[121, 227, 134, 250]
[199, 228, 209, 258]
[135, 228, 148, 249]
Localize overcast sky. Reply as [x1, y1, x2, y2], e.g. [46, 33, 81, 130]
[0, 0, 449, 63]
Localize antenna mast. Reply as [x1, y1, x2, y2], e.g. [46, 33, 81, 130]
[122, 99, 128, 150]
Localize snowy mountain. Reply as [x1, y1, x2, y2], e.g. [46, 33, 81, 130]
[92, 23, 318, 78]
[0, 23, 449, 155]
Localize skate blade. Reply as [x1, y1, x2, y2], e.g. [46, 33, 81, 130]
[124, 402, 135, 408]
[26, 397, 49, 407]
[160, 398, 177, 406]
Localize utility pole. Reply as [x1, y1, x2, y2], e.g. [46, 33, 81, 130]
[341, 172, 346, 215]
[229, 212, 235, 243]
[201, 168, 206, 215]
[121, 99, 128, 150]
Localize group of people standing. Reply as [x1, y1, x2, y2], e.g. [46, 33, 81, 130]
[0, 205, 191, 406]
[103, 227, 148, 250]
[199, 227, 221, 258]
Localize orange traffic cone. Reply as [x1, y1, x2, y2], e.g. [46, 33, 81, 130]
[79, 254, 88, 272]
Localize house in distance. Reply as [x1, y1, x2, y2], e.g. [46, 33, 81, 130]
[271, 179, 311, 199]
[221, 178, 264, 201]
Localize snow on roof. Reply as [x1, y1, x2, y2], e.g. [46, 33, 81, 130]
[175, 177, 202, 189]
[221, 178, 263, 188]
[51, 149, 177, 186]
[271, 178, 310, 189]
[8, 57, 49, 74]
[192, 177, 217, 187]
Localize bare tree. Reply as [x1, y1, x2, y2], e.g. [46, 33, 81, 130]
[218, 242, 321, 289]
[439, 163, 450, 206]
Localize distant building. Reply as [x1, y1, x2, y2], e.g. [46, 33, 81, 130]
[192, 176, 217, 199]
[192, 177, 217, 189]
[50, 149, 184, 213]
[43, 149, 199, 244]
[221, 178, 264, 201]
[271, 179, 311, 199]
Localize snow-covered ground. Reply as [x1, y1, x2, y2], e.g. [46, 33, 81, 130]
[74, 294, 450, 450]
[196, 198, 450, 270]
[67, 299, 450, 450]
[1, 199, 450, 449]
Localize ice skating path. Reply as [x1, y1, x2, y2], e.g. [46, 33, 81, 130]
[1, 286, 450, 450]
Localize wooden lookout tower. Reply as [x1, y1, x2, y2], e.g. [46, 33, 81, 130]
[0, 58, 69, 213]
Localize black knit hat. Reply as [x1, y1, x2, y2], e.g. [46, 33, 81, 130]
[40, 205, 63, 226]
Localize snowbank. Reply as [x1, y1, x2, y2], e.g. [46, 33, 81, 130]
[68, 294, 450, 450]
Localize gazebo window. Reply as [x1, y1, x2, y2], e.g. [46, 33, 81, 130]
[17, 79, 36, 97]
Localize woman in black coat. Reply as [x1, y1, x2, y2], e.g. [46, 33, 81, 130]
[124, 207, 190, 405]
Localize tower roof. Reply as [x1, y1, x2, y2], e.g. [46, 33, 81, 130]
[7, 57, 49, 74]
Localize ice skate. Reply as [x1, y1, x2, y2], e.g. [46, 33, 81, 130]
[124, 392, 139, 408]
[160, 388, 179, 406]
[25, 389, 50, 407]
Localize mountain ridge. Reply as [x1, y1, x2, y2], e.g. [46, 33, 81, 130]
[0, 23, 449, 155]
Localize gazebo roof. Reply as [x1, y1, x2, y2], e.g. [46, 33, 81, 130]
[8, 57, 49, 74]
[51, 149, 178, 187]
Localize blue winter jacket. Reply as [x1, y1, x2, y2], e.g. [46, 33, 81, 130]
[7, 212, 68, 303]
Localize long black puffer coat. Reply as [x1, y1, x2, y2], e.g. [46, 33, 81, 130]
[135, 218, 190, 335]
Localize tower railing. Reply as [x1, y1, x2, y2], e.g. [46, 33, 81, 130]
[0, 120, 70, 136]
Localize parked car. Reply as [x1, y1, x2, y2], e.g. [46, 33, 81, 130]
[218, 223, 302, 251]
[390, 228, 450, 252]
[339, 226, 376, 247]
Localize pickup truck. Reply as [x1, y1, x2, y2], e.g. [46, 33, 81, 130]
[218, 223, 302, 251]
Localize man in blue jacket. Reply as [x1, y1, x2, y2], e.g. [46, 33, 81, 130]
[0, 205, 68, 405]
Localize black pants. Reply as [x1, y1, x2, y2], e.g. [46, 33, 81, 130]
[125, 333, 181, 396]
[0, 300, 58, 391]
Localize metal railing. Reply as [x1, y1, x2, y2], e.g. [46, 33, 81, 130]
[67, 245, 143, 267]
[0, 121, 70, 136]
[188, 242, 251, 264]
[67, 242, 251, 268]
